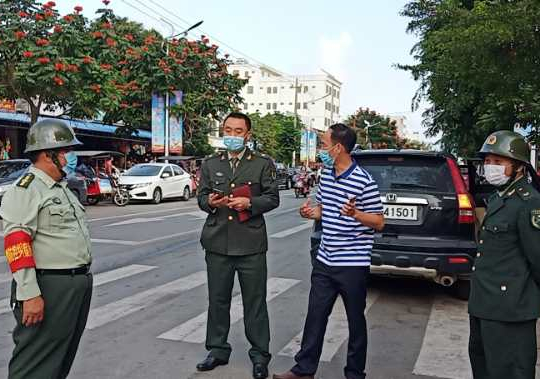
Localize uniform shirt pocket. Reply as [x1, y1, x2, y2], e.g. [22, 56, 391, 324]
[47, 205, 77, 232]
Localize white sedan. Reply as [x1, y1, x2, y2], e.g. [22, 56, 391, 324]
[119, 163, 192, 204]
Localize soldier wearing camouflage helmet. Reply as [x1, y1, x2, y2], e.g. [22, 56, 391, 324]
[468, 130, 540, 379]
[0, 119, 92, 379]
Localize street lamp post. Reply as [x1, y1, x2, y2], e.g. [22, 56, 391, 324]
[160, 19, 204, 161]
[363, 120, 381, 149]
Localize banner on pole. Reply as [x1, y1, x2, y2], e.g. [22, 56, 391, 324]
[151, 94, 165, 153]
[169, 91, 183, 155]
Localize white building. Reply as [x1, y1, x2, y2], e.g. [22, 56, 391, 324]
[229, 59, 342, 132]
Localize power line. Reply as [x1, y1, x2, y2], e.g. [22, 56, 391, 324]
[119, 0, 165, 25]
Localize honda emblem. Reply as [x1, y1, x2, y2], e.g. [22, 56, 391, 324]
[386, 193, 397, 202]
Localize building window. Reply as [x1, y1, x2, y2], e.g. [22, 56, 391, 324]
[332, 105, 336, 112]
[259, 103, 263, 106]
[337, 91, 340, 98]
[303, 103, 308, 109]
[252, 71, 255, 74]
[289, 102, 293, 105]
[303, 86, 308, 93]
[281, 86, 285, 89]
[247, 86, 254, 94]
[233, 70, 239, 76]
[260, 87, 263, 90]
[267, 87, 272, 94]
[333, 88, 337, 97]
[250, 103, 255, 106]
[296, 103, 301, 110]
[272, 103, 277, 110]
[296, 87, 301, 94]
[312, 85, 316, 88]
[266, 103, 271, 110]
[243, 104, 248, 110]
[336, 106, 339, 113]
[280, 102, 284, 105]
[273, 87, 278, 94]
[312, 102, 315, 105]
[326, 85, 331, 94]
[245, 71, 249, 78]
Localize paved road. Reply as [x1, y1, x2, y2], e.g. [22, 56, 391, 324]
[0, 190, 537, 379]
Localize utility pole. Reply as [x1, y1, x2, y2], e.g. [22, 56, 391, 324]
[293, 77, 299, 166]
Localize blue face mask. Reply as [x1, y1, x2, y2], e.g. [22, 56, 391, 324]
[318, 145, 337, 168]
[64, 151, 78, 173]
[223, 136, 245, 152]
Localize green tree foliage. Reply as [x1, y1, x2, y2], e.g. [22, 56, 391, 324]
[344, 108, 400, 149]
[249, 112, 303, 164]
[400, 0, 540, 156]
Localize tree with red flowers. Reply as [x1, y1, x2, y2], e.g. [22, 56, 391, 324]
[0, 0, 246, 155]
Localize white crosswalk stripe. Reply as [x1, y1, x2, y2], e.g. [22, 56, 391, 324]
[270, 222, 312, 238]
[278, 289, 380, 362]
[413, 297, 472, 379]
[86, 270, 207, 330]
[157, 277, 300, 343]
[0, 264, 157, 316]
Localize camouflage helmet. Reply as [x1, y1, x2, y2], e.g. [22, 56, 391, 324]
[478, 130, 531, 165]
[24, 119, 82, 153]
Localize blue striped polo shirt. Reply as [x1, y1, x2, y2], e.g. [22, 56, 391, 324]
[315, 162, 383, 267]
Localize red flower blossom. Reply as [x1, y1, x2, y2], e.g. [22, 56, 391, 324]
[74, 5, 83, 13]
[105, 38, 116, 47]
[18, 11, 29, 18]
[82, 56, 93, 64]
[54, 62, 65, 71]
[120, 103, 129, 108]
[53, 76, 64, 86]
[15, 31, 26, 40]
[90, 84, 101, 93]
[37, 57, 50, 64]
[92, 31, 103, 39]
[36, 38, 50, 46]
[125, 34, 134, 42]
[141, 46, 149, 52]
[23, 51, 33, 58]
[47, 1, 56, 6]
[118, 60, 127, 65]
[35, 14, 44, 21]
[100, 64, 112, 70]
[54, 25, 63, 33]
[102, 22, 112, 29]
[103, 0, 111, 5]
[67, 64, 79, 72]
[44, 10, 54, 18]
[63, 15, 74, 22]
[224, 53, 230, 58]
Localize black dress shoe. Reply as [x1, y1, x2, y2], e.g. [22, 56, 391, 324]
[196, 355, 228, 372]
[253, 363, 269, 379]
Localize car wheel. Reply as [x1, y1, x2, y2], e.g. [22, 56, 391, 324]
[181, 186, 190, 201]
[451, 279, 470, 301]
[152, 188, 162, 204]
[87, 196, 99, 205]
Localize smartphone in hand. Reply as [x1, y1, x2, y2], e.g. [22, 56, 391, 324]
[212, 188, 225, 198]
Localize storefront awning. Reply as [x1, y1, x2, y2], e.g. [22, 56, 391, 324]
[0, 111, 151, 140]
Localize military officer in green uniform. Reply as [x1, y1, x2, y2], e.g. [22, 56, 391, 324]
[196, 112, 280, 379]
[1, 119, 92, 379]
[469, 130, 540, 379]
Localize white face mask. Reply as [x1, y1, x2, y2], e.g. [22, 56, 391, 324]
[483, 164, 511, 187]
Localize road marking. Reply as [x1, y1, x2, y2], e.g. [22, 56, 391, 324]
[86, 270, 207, 330]
[88, 206, 199, 222]
[0, 264, 157, 316]
[157, 277, 300, 343]
[103, 212, 206, 228]
[91, 229, 200, 246]
[271, 222, 312, 238]
[278, 289, 380, 361]
[412, 297, 472, 379]
[268, 207, 302, 218]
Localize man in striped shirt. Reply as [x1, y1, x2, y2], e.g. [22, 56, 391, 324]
[274, 124, 384, 379]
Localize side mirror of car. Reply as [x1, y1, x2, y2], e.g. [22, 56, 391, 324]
[161, 172, 171, 179]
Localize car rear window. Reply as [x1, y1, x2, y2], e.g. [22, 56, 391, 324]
[354, 155, 455, 193]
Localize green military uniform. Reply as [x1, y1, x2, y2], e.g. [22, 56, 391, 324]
[1, 120, 92, 379]
[197, 148, 279, 365]
[468, 131, 540, 379]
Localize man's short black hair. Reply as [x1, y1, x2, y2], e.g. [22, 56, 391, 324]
[26, 151, 41, 164]
[223, 112, 252, 131]
[329, 123, 356, 153]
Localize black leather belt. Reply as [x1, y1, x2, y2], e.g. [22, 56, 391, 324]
[36, 265, 91, 276]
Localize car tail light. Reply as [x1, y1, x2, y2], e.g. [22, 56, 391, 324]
[447, 157, 475, 224]
[449, 257, 469, 264]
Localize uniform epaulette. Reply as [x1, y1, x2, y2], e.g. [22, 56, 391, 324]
[252, 151, 271, 161]
[204, 152, 224, 162]
[16, 173, 35, 189]
[516, 186, 532, 201]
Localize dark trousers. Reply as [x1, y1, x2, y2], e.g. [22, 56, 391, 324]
[292, 260, 369, 379]
[9, 273, 93, 379]
[469, 315, 537, 379]
[205, 251, 271, 365]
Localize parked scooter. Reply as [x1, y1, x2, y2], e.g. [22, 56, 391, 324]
[110, 171, 130, 206]
[294, 172, 310, 198]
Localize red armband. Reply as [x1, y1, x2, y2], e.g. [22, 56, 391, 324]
[4, 231, 35, 273]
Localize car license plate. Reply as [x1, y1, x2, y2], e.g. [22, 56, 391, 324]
[383, 204, 418, 220]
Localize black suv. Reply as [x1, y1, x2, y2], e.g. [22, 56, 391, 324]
[311, 150, 479, 299]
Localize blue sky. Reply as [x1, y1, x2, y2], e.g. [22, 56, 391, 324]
[53, 0, 431, 141]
